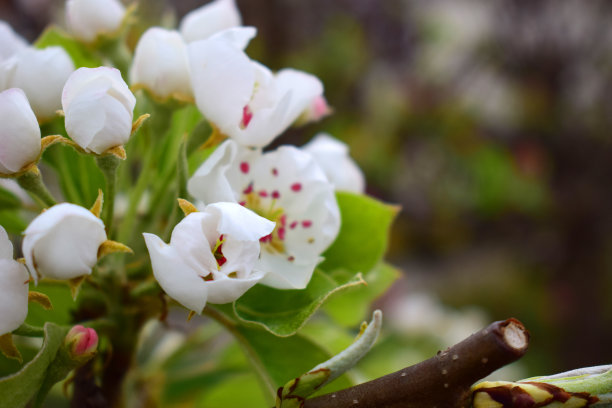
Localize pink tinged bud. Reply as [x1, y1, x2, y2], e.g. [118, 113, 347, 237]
[65, 325, 98, 356]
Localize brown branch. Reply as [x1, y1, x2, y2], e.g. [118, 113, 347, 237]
[303, 318, 529, 408]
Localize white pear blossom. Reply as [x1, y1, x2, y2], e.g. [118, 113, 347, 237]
[65, 0, 126, 43]
[302, 133, 365, 193]
[0, 46, 75, 120]
[0, 226, 29, 336]
[188, 140, 340, 289]
[0, 21, 27, 62]
[23, 203, 107, 283]
[130, 28, 192, 101]
[62, 67, 136, 154]
[0, 88, 41, 175]
[180, 0, 241, 43]
[143, 202, 275, 313]
[188, 37, 325, 147]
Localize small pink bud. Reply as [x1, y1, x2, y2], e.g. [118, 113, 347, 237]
[65, 325, 98, 357]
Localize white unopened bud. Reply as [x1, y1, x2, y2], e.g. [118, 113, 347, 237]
[0, 226, 29, 336]
[130, 28, 192, 101]
[62, 67, 136, 154]
[180, 0, 242, 43]
[65, 0, 126, 43]
[0, 21, 27, 62]
[23, 203, 107, 283]
[0, 46, 75, 121]
[0, 88, 41, 175]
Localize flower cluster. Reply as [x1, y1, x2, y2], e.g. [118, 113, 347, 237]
[0, 0, 366, 335]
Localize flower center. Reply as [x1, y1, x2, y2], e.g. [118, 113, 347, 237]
[213, 234, 227, 269]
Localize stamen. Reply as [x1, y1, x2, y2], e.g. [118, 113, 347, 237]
[291, 183, 302, 192]
[240, 162, 250, 174]
[302, 220, 312, 228]
[240, 105, 253, 129]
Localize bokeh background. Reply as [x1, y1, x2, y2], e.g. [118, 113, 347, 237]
[4, 0, 612, 387]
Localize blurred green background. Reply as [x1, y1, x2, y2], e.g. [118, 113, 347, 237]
[4, 0, 612, 390]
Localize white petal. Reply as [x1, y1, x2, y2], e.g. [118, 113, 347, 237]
[0, 88, 41, 173]
[63, 67, 135, 113]
[274, 69, 324, 130]
[188, 38, 254, 132]
[130, 28, 192, 99]
[257, 253, 320, 290]
[0, 225, 12, 260]
[217, 238, 260, 278]
[180, 0, 242, 43]
[302, 133, 365, 193]
[188, 140, 241, 204]
[0, 21, 27, 62]
[23, 203, 106, 283]
[144, 233, 208, 314]
[205, 269, 264, 304]
[4, 47, 75, 121]
[0, 259, 29, 335]
[66, 0, 126, 42]
[169, 213, 218, 276]
[208, 26, 257, 50]
[206, 202, 275, 242]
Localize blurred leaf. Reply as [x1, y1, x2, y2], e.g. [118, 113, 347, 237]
[0, 323, 67, 408]
[195, 372, 269, 408]
[34, 26, 101, 68]
[25, 283, 74, 328]
[42, 144, 104, 207]
[235, 325, 353, 396]
[324, 263, 400, 327]
[233, 270, 365, 337]
[0, 188, 21, 210]
[321, 192, 398, 274]
[0, 210, 27, 234]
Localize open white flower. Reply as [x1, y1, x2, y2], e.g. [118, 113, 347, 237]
[0, 88, 41, 175]
[0, 226, 29, 336]
[0, 21, 27, 62]
[23, 203, 107, 283]
[188, 36, 324, 147]
[0, 46, 75, 121]
[302, 133, 365, 193]
[130, 27, 192, 101]
[143, 202, 275, 313]
[62, 67, 136, 154]
[66, 0, 126, 43]
[188, 140, 340, 289]
[180, 0, 241, 43]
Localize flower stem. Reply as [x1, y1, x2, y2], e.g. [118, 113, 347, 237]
[96, 155, 121, 236]
[16, 166, 57, 208]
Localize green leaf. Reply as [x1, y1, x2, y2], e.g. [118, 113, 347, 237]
[233, 270, 365, 337]
[34, 26, 101, 68]
[320, 192, 398, 275]
[235, 325, 353, 397]
[324, 263, 400, 327]
[0, 322, 68, 408]
[0, 210, 27, 234]
[0, 187, 20, 210]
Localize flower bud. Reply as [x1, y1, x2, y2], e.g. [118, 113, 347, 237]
[0, 88, 41, 175]
[65, 0, 126, 43]
[0, 21, 27, 62]
[62, 67, 136, 154]
[65, 325, 98, 359]
[0, 226, 29, 336]
[23, 203, 107, 283]
[302, 133, 365, 193]
[180, 0, 242, 43]
[130, 28, 192, 101]
[0, 46, 75, 121]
